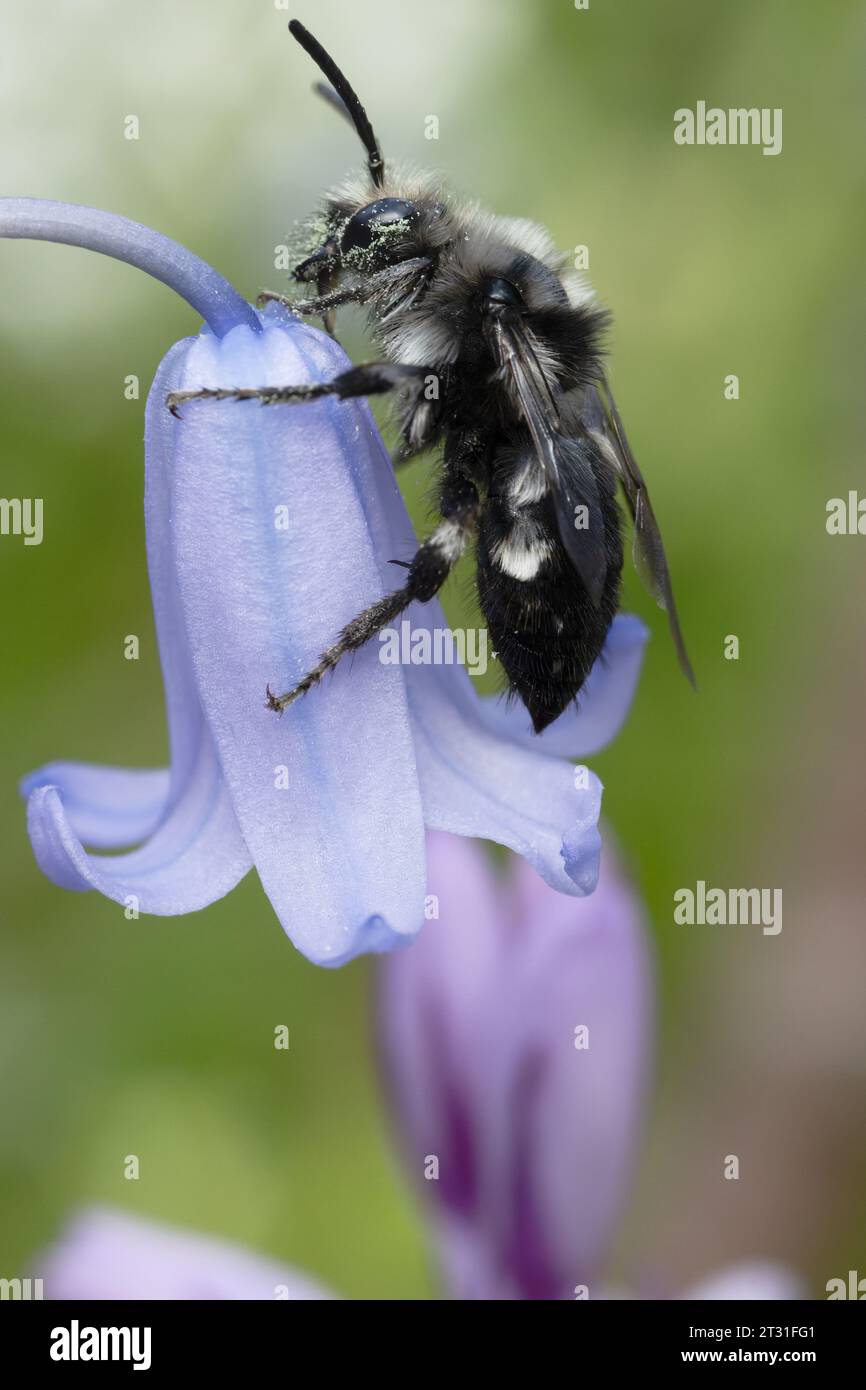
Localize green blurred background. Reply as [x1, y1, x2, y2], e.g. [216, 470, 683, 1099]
[1, 0, 865, 1297]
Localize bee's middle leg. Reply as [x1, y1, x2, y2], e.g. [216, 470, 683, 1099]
[256, 283, 368, 317]
[257, 256, 433, 323]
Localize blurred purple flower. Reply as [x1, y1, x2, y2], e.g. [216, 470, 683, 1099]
[37, 1207, 331, 1301]
[680, 1262, 805, 1301]
[2, 197, 649, 966]
[378, 829, 653, 1299]
[378, 832, 806, 1301]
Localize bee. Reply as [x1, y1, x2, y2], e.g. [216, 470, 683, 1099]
[168, 19, 695, 731]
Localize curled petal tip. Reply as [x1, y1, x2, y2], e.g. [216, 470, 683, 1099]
[561, 820, 603, 894]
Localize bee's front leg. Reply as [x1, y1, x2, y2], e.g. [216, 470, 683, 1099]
[165, 360, 437, 418]
[293, 233, 343, 334]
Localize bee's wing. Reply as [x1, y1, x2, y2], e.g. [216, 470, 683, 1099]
[486, 314, 608, 606]
[585, 379, 696, 687]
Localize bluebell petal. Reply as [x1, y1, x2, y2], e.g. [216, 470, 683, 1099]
[407, 652, 602, 894]
[166, 316, 426, 965]
[23, 339, 252, 911]
[20, 763, 170, 849]
[26, 742, 250, 910]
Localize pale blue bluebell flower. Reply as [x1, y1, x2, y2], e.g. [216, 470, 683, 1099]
[2, 198, 647, 965]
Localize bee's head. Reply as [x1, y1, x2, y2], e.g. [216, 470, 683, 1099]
[289, 21, 452, 282]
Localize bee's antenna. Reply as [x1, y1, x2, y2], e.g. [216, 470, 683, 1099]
[289, 19, 385, 189]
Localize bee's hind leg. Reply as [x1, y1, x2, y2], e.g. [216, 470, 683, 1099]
[267, 476, 481, 713]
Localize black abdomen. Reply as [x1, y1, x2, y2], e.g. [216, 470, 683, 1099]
[476, 450, 623, 733]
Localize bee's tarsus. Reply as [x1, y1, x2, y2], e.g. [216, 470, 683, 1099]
[265, 684, 290, 715]
[256, 289, 297, 312]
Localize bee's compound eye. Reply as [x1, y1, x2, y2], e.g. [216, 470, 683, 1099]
[340, 198, 418, 254]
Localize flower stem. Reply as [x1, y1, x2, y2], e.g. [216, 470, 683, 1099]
[0, 198, 260, 337]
